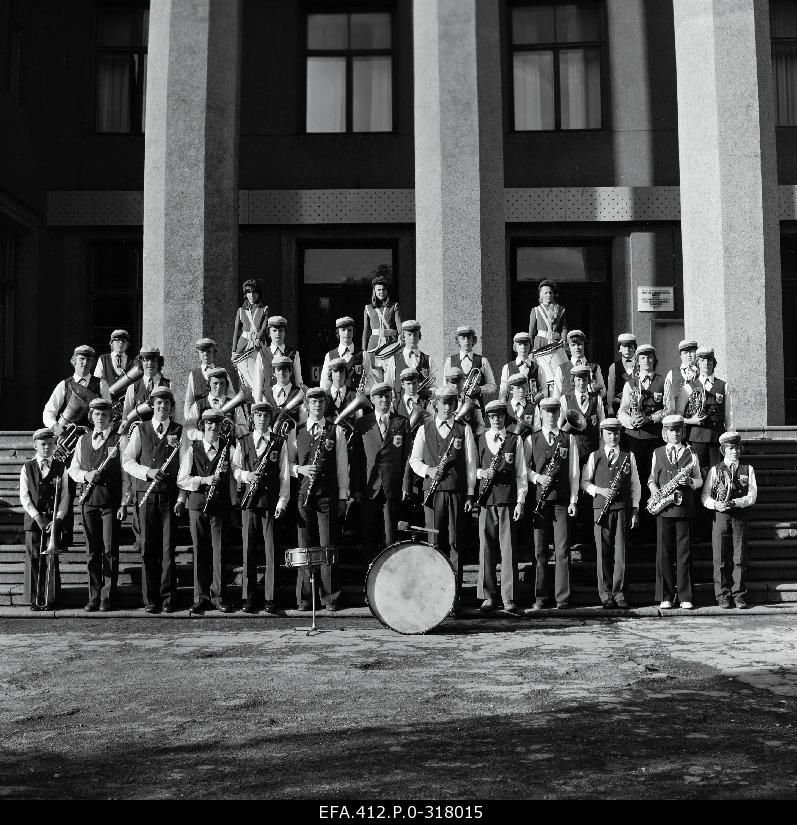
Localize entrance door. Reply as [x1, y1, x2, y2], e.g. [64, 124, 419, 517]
[511, 241, 614, 370]
[782, 237, 797, 423]
[299, 243, 397, 385]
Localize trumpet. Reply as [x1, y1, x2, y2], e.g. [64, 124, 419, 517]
[417, 370, 437, 398]
[462, 367, 482, 399]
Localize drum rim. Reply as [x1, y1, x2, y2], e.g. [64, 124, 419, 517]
[283, 545, 338, 568]
[365, 540, 456, 635]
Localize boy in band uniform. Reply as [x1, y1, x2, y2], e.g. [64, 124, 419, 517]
[184, 367, 248, 442]
[409, 385, 478, 612]
[526, 397, 580, 610]
[606, 333, 637, 416]
[504, 372, 541, 438]
[263, 355, 308, 426]
[559, 364, 604, 464]
[320, 316, 370, 395]
[20, 429, 70, 609]
[383, 319, 435, 397]
[476, 400, 527, 615]
[649, 414, 703, 610]
[443, 326, 497, 406]
[395, 367, 430, 422]
[122, 386, 184, 613]
[257, 315, 304, 394]
[580, 418, 641, 609]
[122, 346, 170, 421]
[324, 357, 358, 421]
[69, 398, 127, 611]
[443, 365, 486, 437]
[701, 431, 757, 610]
[232, 401, 290, 614]
[177, 408, 236, 615]
[553, 330, 606, 402]
[663, 339, 699, 412]
[43, 345, 111, 433]
[94, 329, 130, 383]
[499, 332, 544, 403]
[183, 338, 232, 421]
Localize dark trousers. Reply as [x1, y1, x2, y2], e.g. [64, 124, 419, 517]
[362, 490, 401, 561]
[296, 499, 338, 606]
[137, 491, 177, 607]
[712, 513, 747, 601]
[627, 436, 661, 537]
[655, 516, 693, 603]
[425, 491, 466, 594]
[478, 504, 518, 605]
[189, 509, 225, 605]
[593, 508, 629, 602]
[533, 501, 570, 605]
[242, 508, 278, 605]
[24, 528, 60, 607]
[83, 505, 119, 604]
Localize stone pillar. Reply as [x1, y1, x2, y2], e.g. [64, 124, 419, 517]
[143, 0, 241, 413]
[673, 0, 784, 427]
[413, 0, 507, 376]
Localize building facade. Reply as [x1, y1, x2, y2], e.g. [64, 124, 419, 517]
[1, 0, 795, 428]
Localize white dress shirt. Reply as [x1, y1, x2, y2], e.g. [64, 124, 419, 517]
[68, 427, 115, 484]
[523, 427, 581, 506]
[231, 431, 291, 510]
[408, 415, 478, 495]
[580, 447, 641, 508]
[384, 348, 436, 390]
[664, 364, 698, 407]
[475, 427, 528, 504]
[443, 352, 497, 397]
[94, 352, 128, 380]
[177, 438, 225, 492]
[617, 374, 667, 430]
[184, 395, 249, 442]
[19, 457, 71, 521]
[286, 418, 349, 500]
[43, 374, 111, 428]
[499, 357, 533, 400]
[701, 462, 757, 510]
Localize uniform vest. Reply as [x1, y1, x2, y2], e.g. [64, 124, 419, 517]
[506, 360, 540, 396]
[23, 458, 66, 531]
[131, 374, 170, 407]
[558, 360, 600, 396]
[268, 347, 298, 386]
[590, 450, 633, 513]
[506, 398, 538, 438]
[355, 412, 409, 500]
[450, 353, 484, 384]
[653, 445, 696, 518]
[132, 420, 181, 495]
[564, 392, 600, 458]
[709, 461, 752, 520]
[611, 357, 633, 405]
[686, 377, 727, 444]
[626, 373, 666, 440]
[529, 430, 571, 503]
[57, 376, 102, 423]
[392, 350, 431, 396]
[238, 431, 284, 511]
[326, 348, 364, 394]
[187, 440, 231, 513]
[477, 431, 518, 506]
[99, 353, 127, 383]
[324, 386, 357, 421]
[77, 431, 123, 507]
[190, 367, 211, 404]
[296, 419, 339, 504]
[420, 419, 467, 493]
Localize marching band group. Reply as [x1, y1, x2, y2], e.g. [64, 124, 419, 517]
[21, 276, 757, 617]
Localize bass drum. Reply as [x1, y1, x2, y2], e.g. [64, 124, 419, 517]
[365, 541, 456, 635]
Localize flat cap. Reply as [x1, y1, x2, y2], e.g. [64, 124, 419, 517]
[251, 401, 274, 413]
[110, 329, 129, 341]
[305, 387, 326, 400]
[456, 325, 476, 337]
[696, 346, 715, 359]
[371, 274, 390, 287]
[369, 381, 394, 397]
[567, 329, 586, 342]
[678, 339, 698, 351]
[201, 408, 224, 422]
[600, 417, 622, 430]
[507, 373, 528, 388]
[89, 398, 112, 411]
[662, 414, 685, 428]
[445, 366, 465, 381]
[539, 397, 560, 410]
[195, 337, 217, 350]
[267, 316, 288, 328]
[149, 386, 174, 403]
[33, 428, 55, 441]
[138, 345, 161, 357]
[73, 345, 96, 359]
[206, 367, 228, 381]
[434, 385, 458, 400]
[328, 357, 347, 371]
[617, 333, 636, 345]
[571, 365, 591, 378]
[513, 332, 532, 344]
[271, 355, 293, 370]
[719, 431, 741, 445]
[335, 316, 355, 329]
[401, 319, 421, 332]
[485, 400, 507, 415]
[399, 367, 419, 381]
[636, 344, 656, 356]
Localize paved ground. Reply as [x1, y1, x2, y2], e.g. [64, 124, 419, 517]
[0, 613, 795, 799]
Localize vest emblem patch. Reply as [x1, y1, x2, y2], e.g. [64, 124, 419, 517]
[559, 446, 569, 458]
[653, 392, 663, 402]
[739, 474, 748, 485]
[453, 437, 463, 450]
[269, 451, 279, 463]
[167, 433, 179, 447]
[324, 438, 335, 452]
[715, 393, 724, 403]
[355, 364, 363, 375]
[590, 414, 598, 426]
[504, 452, 514, 464]
[392, 434, 403, 447]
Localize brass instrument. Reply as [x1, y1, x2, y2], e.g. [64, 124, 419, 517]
[333, 372, 373, 446]
[476, 433, 512, 508]
[647, 465, 692, 515]
[712, 465, 732, 505]
[684, 383, 705, 420]
[78, 437, 121, 505]
[408, 401, 428, 432]
[138, 424, 184, 510]
[416, 370, 437, 399]
[35, 475, 62, 610]
[118, 401, 154, 435]
[596, 453, 631, 526]
[53, 394, 91, 464]
[533, 408, 587, 515]
[627, 382, 643, 423]
[462, 367, 482, 399]
[108, 365, 144, 414]
[422, 397, 477, 508]
[219, 389, 249, 437]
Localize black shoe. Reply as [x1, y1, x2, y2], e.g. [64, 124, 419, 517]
[144, 604, 161, 614]
[216, 602, 235, 614]
[99, 600, 111, 612]
[615, 597, 630, 610]
[162, 602, 176, 614]
[84, 601, 100, 613]
[479, 599, 497, 613]
[556, 602, 570, 610]
[189, 601, 208, 616]
[29, 604, 41, 612]
[241, 601, 258, 614]
[262, 602, 280, 615]
[734, 598, 750, 610]
[602, 599, 617, 610]
[324, 603, 338, 613]
[501, 603, 524, 616]
[297, 601, 312, 611]
[526, 601, 545, 613]
[718, 596, 733, 609]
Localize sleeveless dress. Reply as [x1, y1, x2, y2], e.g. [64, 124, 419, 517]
[363, 302, 402, 352]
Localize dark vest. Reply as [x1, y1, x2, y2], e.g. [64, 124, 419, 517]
[653, 445, 696, 518]
[263, 384, 303, 424]
[559, 360, 600, 395]
[611, 358, 633, 406]
[238, 431, 284, 511]
[506, 360, 541, 396]
[687, 377, 727, 444]
[23, 458, 66, 531]
[296, 419, 339, 504]
[709, 462, 752, 521]
[268, 346, 298, 386]
[77, 431, 123, 507]
[392, 350, 431, 396]
[626, 373, 666, 440]
[190, 367, 210, 404]
[326, 348, 365, 394]
[324, 387, 357, 421]
[355, 412, 410, 500]
[187, 440, 231, 513]
[57, 376, 102, 424]
[565, 393, 600, 458]
[477, 431, 518, 506]
[420, 418, 467, 493]
[99, 353, 127, 382]
[506, 397, 538, 438]
[590, 450, 633, 512]
[529, 430, 572, 503]
[132, 420, 181, 495]
[131, 374, 170, 407]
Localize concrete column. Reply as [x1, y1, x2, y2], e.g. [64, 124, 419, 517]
[673, 0, 783, 427]
[413, 0, 507, 375]
[143, 0, 241, 411]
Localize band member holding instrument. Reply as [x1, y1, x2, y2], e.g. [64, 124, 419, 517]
[288, 386, 349, 611]
[396, 367, 431, 524]
[663, 339, 699, 412]
[177, 408, 235, 615]
[559, 364, 604, 464]
[553, 329, 606, 401]
[20, 428, 70, 610]
[648, 414, 703, 610]
[230, 277, 269, 362]
[362, 274, 402, 353]
[349, 383, 411, 560]
[580, 418, 641, 609]
[122, 346, 170, 421]
[476, 400, 527, 616]
[499, 332, 544, 402]
[529, 279, 568, 351]
[383, 320, 434, 397]
[43, 345, 111, 433]
[444, 366, 486, 437]
[122, 386, 184, 614]
[183, 338, 231, 422]
[505, 373, 540, 438]
[526, 397, 580, 610]
[320, 317, 369, 395]
[409, 385, 478, 614]
[264, 355, 308, 426]
[443, 326, 497, 404]
[606, 333, 637, 416]
[185, 368, 248, 442]
[94, 329, 130, 383]
[324, 357, 359, 421]
[701, 431, 757, 610]
[69, 398, 127, 612]
[256, 315, 304, 393]
[232, 401, 290, 615]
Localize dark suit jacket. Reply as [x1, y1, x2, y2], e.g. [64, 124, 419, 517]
[352, 412, 411, 500]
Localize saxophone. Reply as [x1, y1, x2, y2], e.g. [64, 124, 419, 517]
[596, 453, 630, 525]
[77, 437, 121, 505]
[646, 465, 692, 515]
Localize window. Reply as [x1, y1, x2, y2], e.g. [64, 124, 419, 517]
[305, 11, 393, 133]
[516, 244, 608, 282]
[7, 0, 23, 103]
[88, 239, 143, 355]
[772, 0, 797, 126]
[0, 233, 15, 379]
[510, 2, 603, 131]
[95, 5, 149, 134]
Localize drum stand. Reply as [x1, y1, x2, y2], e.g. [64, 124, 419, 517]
[294, 565, 330, 637]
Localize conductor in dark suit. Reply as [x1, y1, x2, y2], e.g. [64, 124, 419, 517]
[351, 382, 412, 560]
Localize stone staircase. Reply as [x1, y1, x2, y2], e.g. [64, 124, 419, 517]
[1, 430, 796, 608]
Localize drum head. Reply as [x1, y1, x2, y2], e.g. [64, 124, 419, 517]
[366, 542, 456, 635]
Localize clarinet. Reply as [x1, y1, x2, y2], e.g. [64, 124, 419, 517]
[203, 433, 232, 514]
[596, 453, 630, 525]
[422, 437, 458, 508]
[302, 434, 327, 507]
[476, 435, 510, 508]
[78, 438, 121, 505]
[532, 430, 566, 516]
[138, 427, 183, 510]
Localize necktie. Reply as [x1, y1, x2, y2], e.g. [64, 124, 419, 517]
[515, 403, 523, 418]
[257, 436, 266, 452]
[642, 376, 651, 390]
[337, 389, 345, 404]
[41, 460, 50, 475]
[378, 417, 386, 440]
[146, 379, 153, 393]
[115, 355, 121, 369]
[608, 449, 617, 465]
[93, 432, 104, 445]
[342, 347, 351, 362]
[207, 444, 216, 459]
[406, 398, 413, 413]
[156, 423, 164, 436]
[311, 423, 319, 439]
[668, 447, 676, 464]
[494, 434, 504, 452]
[580, 394, 587, 408]
[277, 388, 285, 404]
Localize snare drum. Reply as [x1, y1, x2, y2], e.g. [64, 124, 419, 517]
[284, 546, 338, 568]
[365, 541, 456, 634]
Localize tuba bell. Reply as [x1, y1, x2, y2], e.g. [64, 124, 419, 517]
[108, 365, 144, 400]
[561, 407, 588, 434]
[118, 401, 154, 435]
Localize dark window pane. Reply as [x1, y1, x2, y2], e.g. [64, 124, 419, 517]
[556, 3, 601, 42]
[350, 13, 391, 49]
[771, 0, 797, 38]
[98, 8, 147, 47]
[306, 57, 346, 132]
[97, 54, 132, 132]
[90, 243, 140, 290]
[513, 51, 555, 130]
[304, 248, 393, 285]
[774, 45, 797, 126]
[352, 56, 392, 131]
[512, 6, 555, 45]
[516, 246, 607, 283]
[559, 47, 601, 129]
[307, 13, 348, 49]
